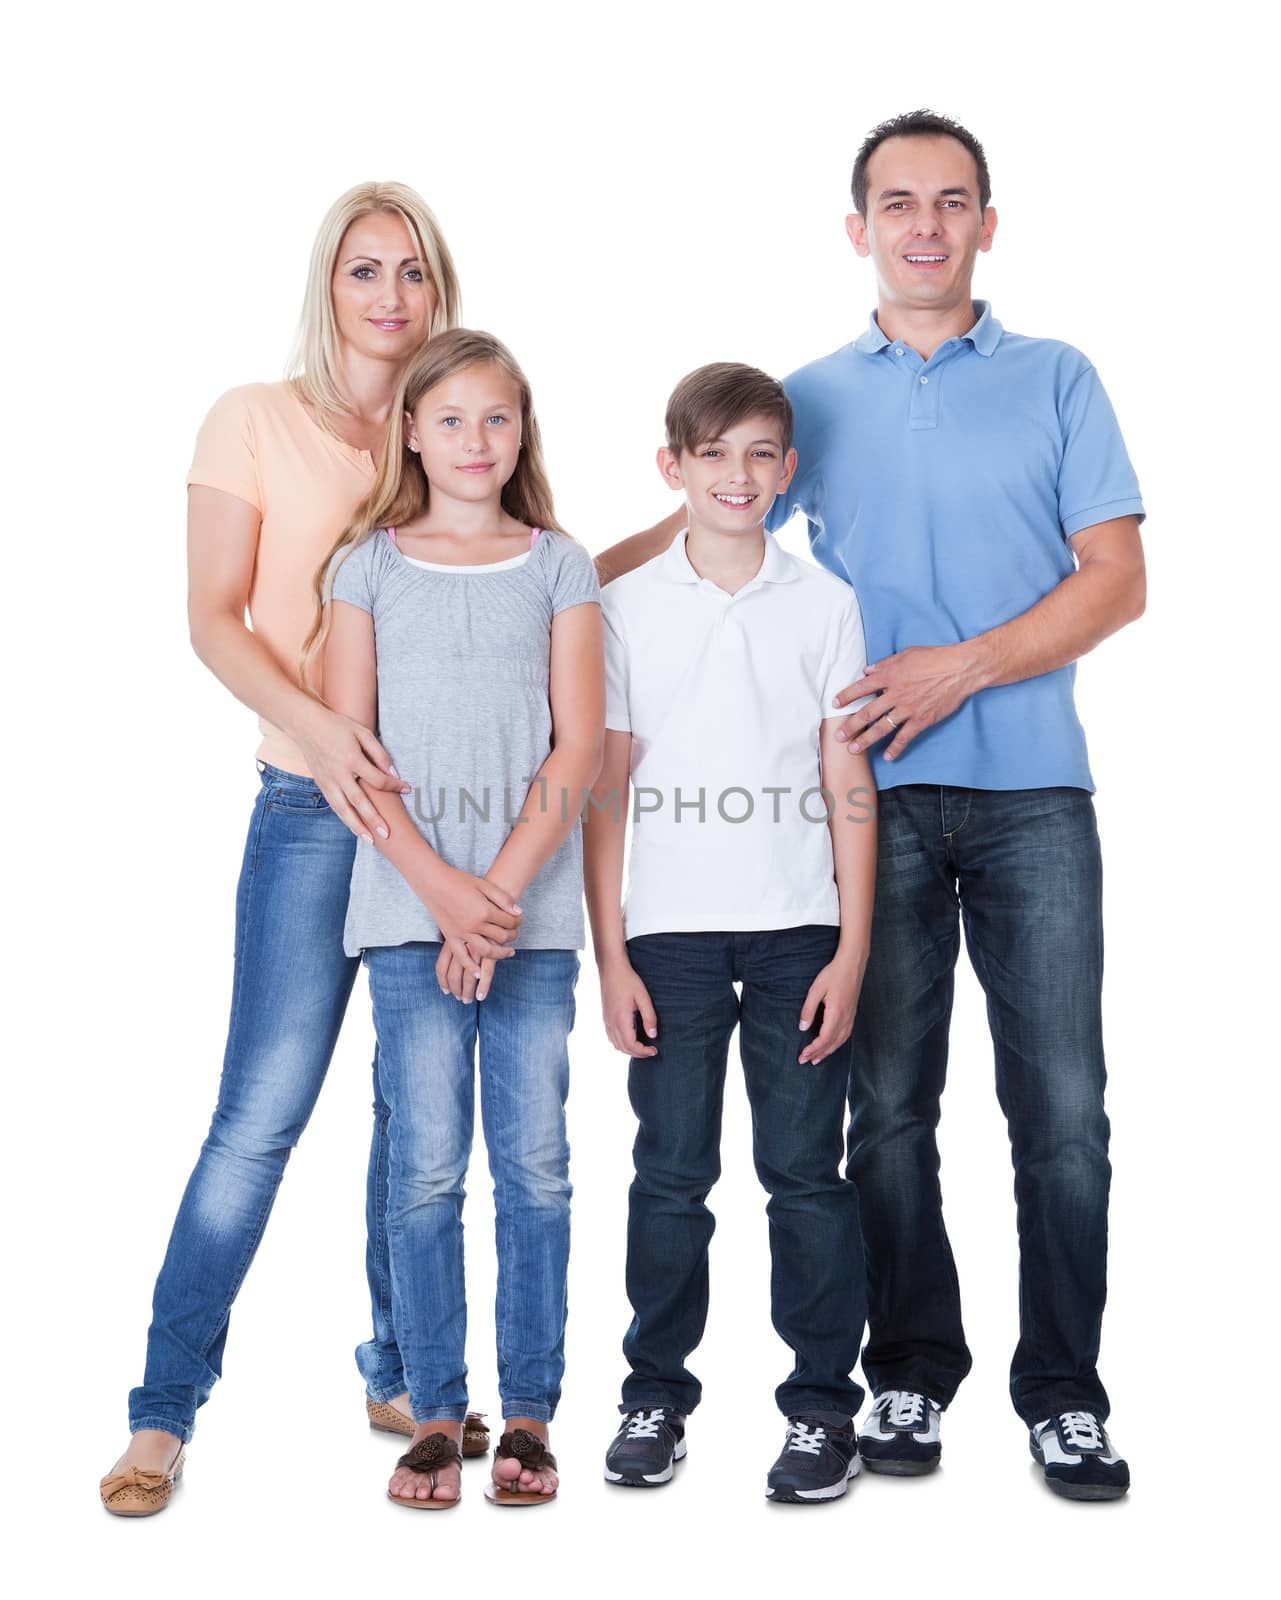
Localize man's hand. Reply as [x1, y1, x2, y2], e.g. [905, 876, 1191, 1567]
[599, 956, 659, 1058]
[833, 642, 987, 762]
[798, 951, 866, 1065]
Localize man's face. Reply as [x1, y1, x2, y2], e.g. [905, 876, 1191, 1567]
[846, 134, 997, 313]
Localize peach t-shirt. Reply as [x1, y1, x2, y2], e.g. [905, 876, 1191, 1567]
[187, 381, 376, 775]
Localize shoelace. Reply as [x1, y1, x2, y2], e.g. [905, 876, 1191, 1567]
[623, 1409, 666, 1440]
[883, 1390, 926, 1429]
[785, 1421, 827, 1456]
[1059, 1411, 1104, 1452]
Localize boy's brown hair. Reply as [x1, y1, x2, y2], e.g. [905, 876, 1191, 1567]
[665, 362, 793, 456]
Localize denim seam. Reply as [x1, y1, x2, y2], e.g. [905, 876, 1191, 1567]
[194, 794, 280, 1381]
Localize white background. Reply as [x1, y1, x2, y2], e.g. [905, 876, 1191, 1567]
[2, 1, 1273, 1594]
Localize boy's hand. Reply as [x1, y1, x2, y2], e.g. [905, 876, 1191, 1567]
[421, 865, 523, 963]
[436, 945, 497, 1003]
[600, 958, 659, 1058]
[798, 954, 865, 1065]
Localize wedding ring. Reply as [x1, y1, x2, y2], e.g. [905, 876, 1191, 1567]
[885, 712, 898, 730]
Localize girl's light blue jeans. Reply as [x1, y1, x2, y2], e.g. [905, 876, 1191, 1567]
[363, 941, 577, 1424]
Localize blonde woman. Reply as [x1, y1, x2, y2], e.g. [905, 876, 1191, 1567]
[314, 330, 603, 1507]
[100, 185, 497, 1516]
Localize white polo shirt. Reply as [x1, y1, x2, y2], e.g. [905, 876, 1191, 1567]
[602, 530, 870, 940]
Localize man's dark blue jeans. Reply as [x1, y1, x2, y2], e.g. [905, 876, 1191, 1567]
[620, 925, 865, 1421]
[849, 785, 1112, 1426]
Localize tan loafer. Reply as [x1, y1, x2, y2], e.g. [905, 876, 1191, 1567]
[100, 1446, 186, 1517]
[366, 1398, 490, 1458]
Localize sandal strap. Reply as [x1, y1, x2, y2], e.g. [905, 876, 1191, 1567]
[494, 1428, 557, 1473]
[463, 1412, 490, 1436]
[396, 1432, 463, 1474]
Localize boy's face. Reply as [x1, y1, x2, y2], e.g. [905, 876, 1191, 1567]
[658, 414, 797, 536]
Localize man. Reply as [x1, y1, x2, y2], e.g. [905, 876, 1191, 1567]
[597, 109, 1145, 1501]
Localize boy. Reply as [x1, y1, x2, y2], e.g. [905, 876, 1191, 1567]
[584, 363, 877, 1503]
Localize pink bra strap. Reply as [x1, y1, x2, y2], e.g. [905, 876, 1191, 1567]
[530, 527, 541, 548]
[386, 527, 398, 545]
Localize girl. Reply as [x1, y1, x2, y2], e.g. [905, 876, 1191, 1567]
[99, 183, 494, 1518]
[312, 329, 604, 1508]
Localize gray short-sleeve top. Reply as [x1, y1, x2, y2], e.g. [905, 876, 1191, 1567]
[328, 527, 600, 955]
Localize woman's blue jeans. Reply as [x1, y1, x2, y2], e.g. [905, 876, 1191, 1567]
[363, 942, 578, 1425]
[128, 764, 404, 1441]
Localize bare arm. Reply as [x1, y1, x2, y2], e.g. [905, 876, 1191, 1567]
[186, 484, 404, 833]
[322, 597, 523, 960]
[594, 507, 685, 587]
[836, 515, 1147, 762]
[583, 728, 658, 1057]
[487, 601, 606, 900]
[797, 730, 878, 1065]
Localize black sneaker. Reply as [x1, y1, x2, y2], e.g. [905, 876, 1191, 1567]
[766, 1416, 860, 1504]
[604, 1408, 687, 1487]
[857, 1390, 942, 1475]
[1030, 1411, 1129, 1501]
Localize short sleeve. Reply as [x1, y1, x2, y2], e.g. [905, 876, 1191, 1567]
[328, 538, 375, 614]
[765, 368, 823, 540]
[820, 586, 871, 720]
[548, 535, 602, 615]
[602, 598, 630, 732]
[186, 387, 262, 510]
[1057, 365, 1145, 539]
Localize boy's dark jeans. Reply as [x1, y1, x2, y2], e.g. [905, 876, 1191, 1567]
[849, 785, 1112, 1426]
[620, 925, 865, 1420]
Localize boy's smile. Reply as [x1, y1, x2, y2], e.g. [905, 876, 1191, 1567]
[659, 413, 797, 541]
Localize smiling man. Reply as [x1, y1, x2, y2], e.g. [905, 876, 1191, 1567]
[597, 109, 1145, 1501]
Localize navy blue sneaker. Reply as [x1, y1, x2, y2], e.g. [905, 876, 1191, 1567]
[766, 1417, 860, 1504]
[1030, 1412, 1130, 1501]
[604, 1408, 687, 1488]
[858, 1390, 942, 1475]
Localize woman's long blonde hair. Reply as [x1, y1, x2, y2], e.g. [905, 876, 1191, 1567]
[301, 329, 567, 678]
[287, 181, 461, 418]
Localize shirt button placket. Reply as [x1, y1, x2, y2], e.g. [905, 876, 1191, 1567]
[910, 365, 940, 430]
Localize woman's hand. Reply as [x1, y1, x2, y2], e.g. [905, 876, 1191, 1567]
[293, 699, 409, 841]
[600, 957, 659, 1058]
[798, 951, 866, 1065]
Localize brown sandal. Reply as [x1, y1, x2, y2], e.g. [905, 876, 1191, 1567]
[388, 1432, 463, 1510]
[99, 1447, 186, 1517]
[367, 1397, 490, 1457]
[484, 1428, 559, 1506]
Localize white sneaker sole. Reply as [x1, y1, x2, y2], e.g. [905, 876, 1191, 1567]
[767, 1454, 861, 1502]
[605, 1437, 688, 1486]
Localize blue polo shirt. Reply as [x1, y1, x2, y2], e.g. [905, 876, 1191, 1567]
[766, 302, 1144, 793]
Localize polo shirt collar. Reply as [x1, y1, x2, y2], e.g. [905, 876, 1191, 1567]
[659, 528, 798, 585]
[854, 299, 1004, 358]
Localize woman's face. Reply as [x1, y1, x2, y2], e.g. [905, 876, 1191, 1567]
[331, 210, 436, 364]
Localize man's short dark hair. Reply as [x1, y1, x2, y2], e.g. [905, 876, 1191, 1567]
[665, 362, 793, 457]
[851, 109, 991, 216]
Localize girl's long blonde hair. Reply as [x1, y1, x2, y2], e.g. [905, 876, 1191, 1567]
[301, 329, 567, 679]
[287, 181, 461, 418]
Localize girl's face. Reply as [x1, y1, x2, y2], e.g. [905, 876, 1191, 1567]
[331, 211, 435, 364]
[406, 362, 523, 503]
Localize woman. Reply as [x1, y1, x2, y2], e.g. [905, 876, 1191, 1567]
[99, 182, 489, 1516]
